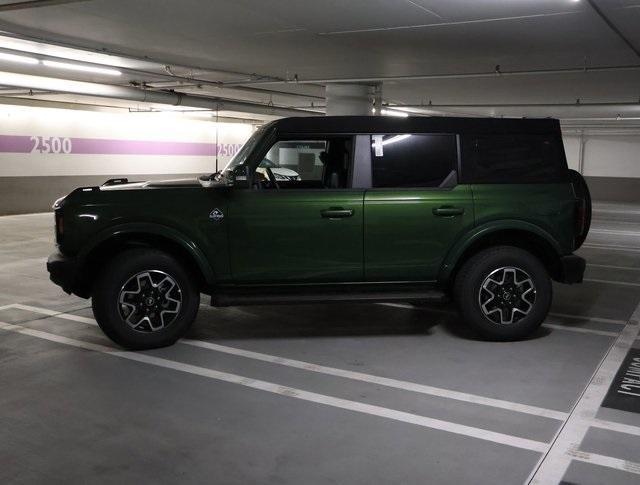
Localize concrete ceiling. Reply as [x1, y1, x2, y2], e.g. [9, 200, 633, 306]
[0, 0, 639, 121]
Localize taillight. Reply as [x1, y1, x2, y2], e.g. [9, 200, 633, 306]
[55, 212, 63, 242]
[575, 198, 586, 238]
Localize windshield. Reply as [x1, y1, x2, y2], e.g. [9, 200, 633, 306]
[259, 158, 279, 168]
[222, 124, 269, 174]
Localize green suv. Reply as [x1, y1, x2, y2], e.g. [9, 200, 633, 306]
[47, 116, 590, 349]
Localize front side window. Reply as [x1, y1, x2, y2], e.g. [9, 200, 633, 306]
[257, 137, 352, 189]
[371, 134, 457, 188]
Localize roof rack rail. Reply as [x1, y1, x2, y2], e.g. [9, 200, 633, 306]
[102, 178, 129, 186]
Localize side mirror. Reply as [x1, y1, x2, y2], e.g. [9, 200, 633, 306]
[232, 165, 252, 189]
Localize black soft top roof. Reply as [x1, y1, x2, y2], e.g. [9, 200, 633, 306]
[271, 116, 561, 136]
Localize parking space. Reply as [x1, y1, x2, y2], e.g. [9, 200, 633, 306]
[1, 205, 639, 485]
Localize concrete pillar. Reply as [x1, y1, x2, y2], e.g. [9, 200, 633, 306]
[325, 84, 374, 116]
[373, 84, 383, 116]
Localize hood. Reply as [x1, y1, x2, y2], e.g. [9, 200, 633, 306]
[99, 178, 201, 191]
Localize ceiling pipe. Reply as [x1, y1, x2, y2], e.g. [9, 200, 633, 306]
[391, 101, 640, 109]
[561, 117, 640, 122]
[226, 64, 640, 86]
[0, 45, 323, 102]
[0, 71, 321, 117]
[143, 81, 325, 100]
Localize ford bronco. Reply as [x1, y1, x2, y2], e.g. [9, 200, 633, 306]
[47, 116, 590, 349]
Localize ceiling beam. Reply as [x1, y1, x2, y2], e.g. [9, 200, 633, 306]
[0, 0, 93, 12]
[586, 0, 640, 60]
[0, 71, 322, 117]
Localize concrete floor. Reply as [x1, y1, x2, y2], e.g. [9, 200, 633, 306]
[1, 204, 639, 484]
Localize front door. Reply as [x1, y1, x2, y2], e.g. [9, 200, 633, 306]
[363, 133, 475, 281]
[227, 137, 364, 283]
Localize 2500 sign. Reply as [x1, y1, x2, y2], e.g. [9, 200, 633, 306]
[30, 136, 73, 154]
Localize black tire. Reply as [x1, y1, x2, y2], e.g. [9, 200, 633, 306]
[453, 246, 552, 341]
[92, 248, 200, 350]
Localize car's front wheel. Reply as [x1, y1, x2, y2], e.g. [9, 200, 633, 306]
[453, 246, 552, 340]
[92, 248, 200, 349]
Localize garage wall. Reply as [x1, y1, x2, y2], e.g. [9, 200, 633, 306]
[2, 105, 639, 215]
[0, 104, 253, 215]
[563, 133, 640, 203]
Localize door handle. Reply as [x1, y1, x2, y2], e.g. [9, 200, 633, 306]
[321, 208, 354, 219]
[433, 206, 464, 217]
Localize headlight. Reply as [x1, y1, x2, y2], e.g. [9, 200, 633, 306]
[52, 196, 66, 210]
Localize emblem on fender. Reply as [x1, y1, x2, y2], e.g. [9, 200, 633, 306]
[209, 208, 224, 221]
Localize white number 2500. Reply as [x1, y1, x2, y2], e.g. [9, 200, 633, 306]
[30, 136, 72, 154]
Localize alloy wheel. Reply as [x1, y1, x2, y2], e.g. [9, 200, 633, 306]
[478, 266, 536, 325]
[118, 270, 182, 332]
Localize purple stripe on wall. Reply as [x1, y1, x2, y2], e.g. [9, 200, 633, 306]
[71, 138, 215, 156]
[0, 135, 32, 153]
[0, 135, 233, 156]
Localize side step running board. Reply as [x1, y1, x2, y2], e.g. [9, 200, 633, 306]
[211, 286, 447, 307]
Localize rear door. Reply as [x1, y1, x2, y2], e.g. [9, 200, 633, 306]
[363, 133, 475, 281]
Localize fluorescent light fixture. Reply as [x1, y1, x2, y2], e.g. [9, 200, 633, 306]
[382, 134, 411, 146]
[381, 109, 409, 118]
[42, 60, 121, 76]
[0, 52, 38, 65]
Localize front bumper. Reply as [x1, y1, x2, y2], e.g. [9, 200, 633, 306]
[47, 251, 79, 295]
[558, 254, 586, 284]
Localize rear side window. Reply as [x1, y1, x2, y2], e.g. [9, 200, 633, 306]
[371, 134, 457, 188]
[465, 134, 567, 183]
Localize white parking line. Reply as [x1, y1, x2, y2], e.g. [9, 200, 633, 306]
[0, 320, 550, 453]
[0, 257, 47, 269]
[10, 303, 96, 324]
[3, 302, 569, 421]
[592, 219, 640, 226]
[590, 229, 640, 237]
[583, 244, 640, 253]
[541, 324, 618, 338]
[569, 451, 640, 476]
[378, 303, 627, 335]
[591, 418, 640, 438]
[584, 278, 640, 288]
[593, 208, 640, 216]
[588, 263, 640, 272]
[529, 301, 640, 483]
[547, 313, 626, 326]
[0, 212, 50, 219]
[181, 339, 569, 421]
[15, 301, 623, 335]
[5, 303, 636, 441]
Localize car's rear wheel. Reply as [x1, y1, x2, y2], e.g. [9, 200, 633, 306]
[92, 248, 199, 349]
[453, 246, 552, 340]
